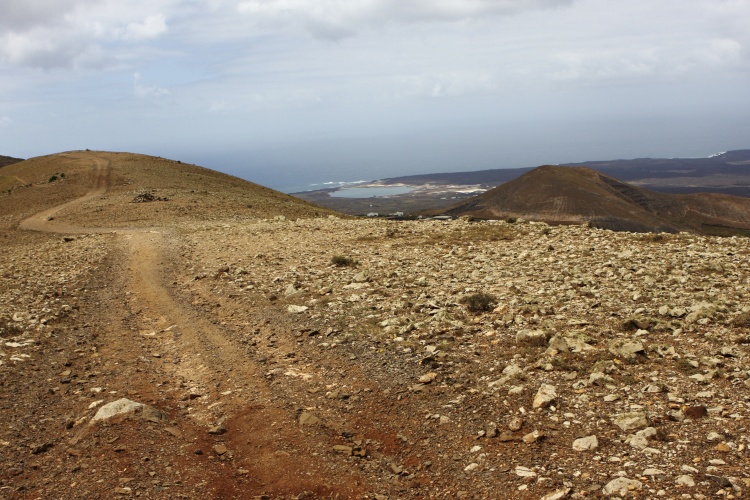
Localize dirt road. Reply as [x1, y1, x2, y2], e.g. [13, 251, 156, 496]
[15, 154, 370, 498]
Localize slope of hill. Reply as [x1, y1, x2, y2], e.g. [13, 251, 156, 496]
[0, 154, 26, 191]
[0, 150, 334, 230]
[437, 165, 750, 235]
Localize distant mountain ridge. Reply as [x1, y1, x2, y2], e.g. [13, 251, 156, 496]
[0, 155, 24, 168]
[382, 149, 750, 198]
[435, 165, 750, 235]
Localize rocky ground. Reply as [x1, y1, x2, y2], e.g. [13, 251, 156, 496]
[2, 151, 750, 499]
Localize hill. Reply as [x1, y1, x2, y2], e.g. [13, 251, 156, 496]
[437, 165, 750, 235]
[0, 154, 23, 168]
[0, 150, 334, 230]
[0, 154, 25, 191]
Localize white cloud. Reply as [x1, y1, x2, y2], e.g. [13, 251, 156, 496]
[548, 37, 744, 84]
[0, 0, 100, 30]
[0, 1, 173, 69]
[697, 38, 742, 66]
[236, 0, 574, 39]
[0, 116, 12, 127]
[122, 14, 168, 41]
[133, 72, 171, 97]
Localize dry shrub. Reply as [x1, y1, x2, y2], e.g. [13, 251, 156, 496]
[460, 292, 497, 314]
[331, 255, 358, 267]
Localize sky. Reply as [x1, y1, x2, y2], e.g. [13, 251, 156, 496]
[1, 0, 749, 192]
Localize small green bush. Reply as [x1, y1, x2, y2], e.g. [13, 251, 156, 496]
[460, 292, 497, 314]
[331, 255, 358, 267]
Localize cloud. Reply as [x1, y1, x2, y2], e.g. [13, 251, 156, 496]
[548, 37, 744, 84]
[0, 116, 12, 127]
[122, 14, 168, 41]
[0, 1, 172, 69]
[133, 72, 171, 97]
[0, 0, 101, 30]
[236, 0, 575, 40]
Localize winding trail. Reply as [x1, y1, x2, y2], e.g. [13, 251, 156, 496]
[18, 153, 368, 497]
[19, 156, 111, 233]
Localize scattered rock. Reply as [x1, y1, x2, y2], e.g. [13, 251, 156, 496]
[532, 384, 557, 409]
[602, 477, 643, 496]
[522, 430, 543, 444]
[608, 339, 645, 360]
[463, 463, 479, 472]
[485, 421, 499, 438]
[298, 412, 321, 426]
[676, 475, 695, 487]
[541, 488, 571, 500]
[516, 329, 547, 346]
[333, 445, 353, 456]
[572, 435, 598, 451]
[418, 372, 438, 384]
[514, 466, 537, 478]
[91, 398, 144, 423]
[612, 412, 649, 432]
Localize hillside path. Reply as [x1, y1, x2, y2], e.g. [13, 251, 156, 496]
[17, 154, 370, 498]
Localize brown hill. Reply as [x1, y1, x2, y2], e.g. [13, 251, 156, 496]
[437, 165, 750, 235]
[0, 154, 23, 168]
[0, 150, 335, 230]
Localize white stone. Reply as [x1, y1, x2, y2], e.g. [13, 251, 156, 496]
[573, 435, 599, 451]
[287, 305, 309, 314]
[515, 466, 537, 478]
[91, 398, 144, 423]
[541, 488, 571, 500]
[602, 477, 643, 496]
[612, 412, 649, 432]
[676, 475, 695, 487]
[464, 462, 479, 472]
[533, 384, 557, 409]
[642, 468, 665, 476]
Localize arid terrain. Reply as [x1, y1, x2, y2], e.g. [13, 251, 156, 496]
[2, 151, 750, 499]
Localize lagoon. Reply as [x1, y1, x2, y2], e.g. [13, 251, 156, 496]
[330, 186, 415, 198]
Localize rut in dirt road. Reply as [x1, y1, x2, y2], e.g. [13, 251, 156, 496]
[123, 229, 369, 496]
[124, 230, 269, 397]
